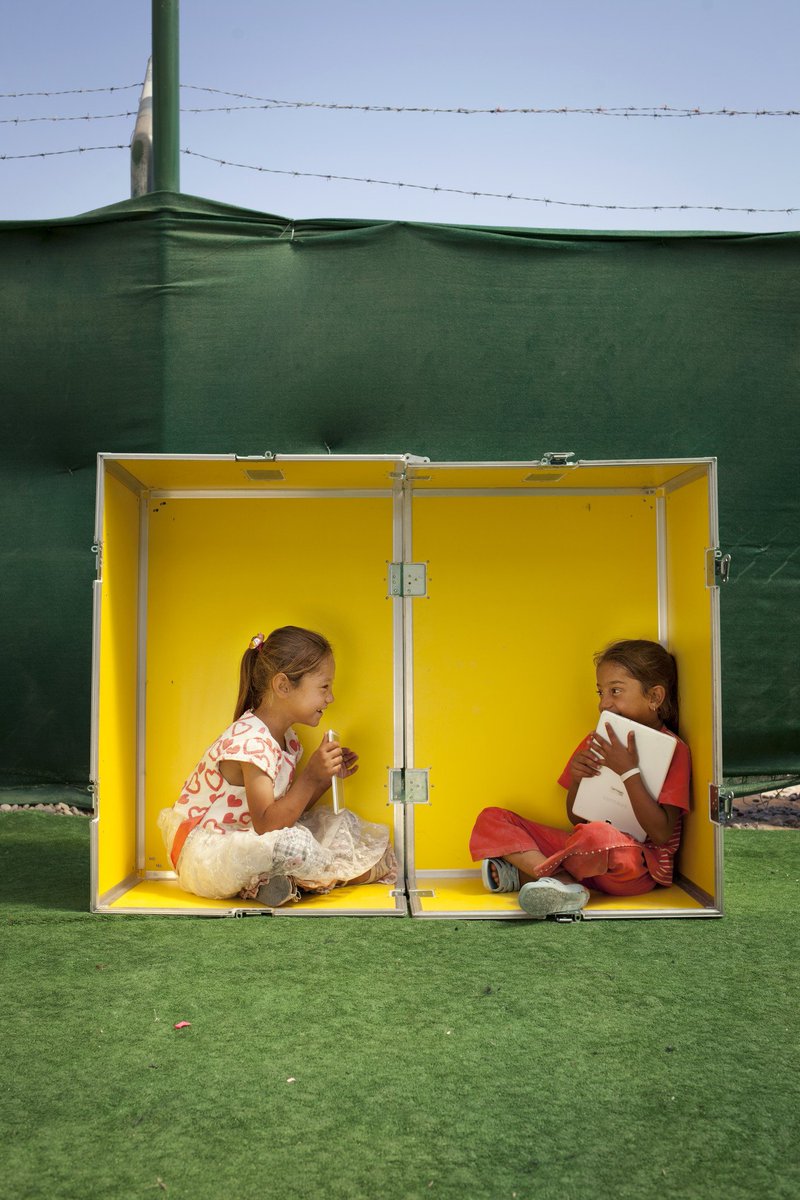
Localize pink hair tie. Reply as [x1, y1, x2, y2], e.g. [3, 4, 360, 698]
[249, 632, 266, 651]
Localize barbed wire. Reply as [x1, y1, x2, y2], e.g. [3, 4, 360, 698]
[181, 87, 800, 117]
[1, 111, 138, 124]
[0, 142, 795, 215]
[0, 82, 798, 118]
[0, 145, 126, 161]
[0, 85, 141, 98]
[181, 148, 799, 213]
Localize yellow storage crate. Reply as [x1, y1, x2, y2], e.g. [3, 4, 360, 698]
[91, 453, 725, 919]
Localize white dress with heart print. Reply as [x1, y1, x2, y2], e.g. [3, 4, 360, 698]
[157, 710, 393, 899]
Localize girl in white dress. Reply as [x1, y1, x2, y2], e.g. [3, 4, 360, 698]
[158, 626, 396, 905]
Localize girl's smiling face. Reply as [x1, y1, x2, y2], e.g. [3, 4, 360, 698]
[287, 655, 336, 727]
[595, 660, 664, 728]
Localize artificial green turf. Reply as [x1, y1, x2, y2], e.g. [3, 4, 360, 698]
[1, 812, 798, 1200]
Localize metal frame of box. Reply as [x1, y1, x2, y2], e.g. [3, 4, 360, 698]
[91, 453, 725, 919]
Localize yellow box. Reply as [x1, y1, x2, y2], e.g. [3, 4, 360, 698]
[91, 454, 725, 919]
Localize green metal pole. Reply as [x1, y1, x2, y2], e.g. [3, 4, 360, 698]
[152, 0, 180, 192]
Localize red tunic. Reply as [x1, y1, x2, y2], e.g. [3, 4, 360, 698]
[469, 730, 691, 895]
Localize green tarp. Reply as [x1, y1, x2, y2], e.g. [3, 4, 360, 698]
[1, 192, 798, 784]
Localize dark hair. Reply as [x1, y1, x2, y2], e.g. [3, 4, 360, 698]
[234, 626, 333, 720]
[594, 639, 680, 733]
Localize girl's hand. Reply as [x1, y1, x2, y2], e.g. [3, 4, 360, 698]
[306, 737, 360, 785]
[568, 744, 603, 784]
[592, 722, 639, 777]
[338, 747, 360, 780]
[306, 736, 343, 786]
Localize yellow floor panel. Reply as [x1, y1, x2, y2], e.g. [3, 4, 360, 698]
[277, 881, 401, 915]
[104, 879, 263, 913]
[412, 875, 712, 918]
[102, 877, 402, 915]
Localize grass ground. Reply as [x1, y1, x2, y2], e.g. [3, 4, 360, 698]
[1, 811, 798, 1200]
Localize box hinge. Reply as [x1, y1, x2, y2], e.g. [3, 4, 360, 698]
[710, 783, 734, 825]
[388, 768, 430, 805]
[706, 548, 732, 587]
[91, 541, 103, 573]
[387, 562, 428, 597]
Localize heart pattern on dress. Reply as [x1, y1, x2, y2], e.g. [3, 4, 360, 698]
[204, 767, 223, 791]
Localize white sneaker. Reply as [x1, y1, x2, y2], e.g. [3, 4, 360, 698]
[518, 877, 590, 919]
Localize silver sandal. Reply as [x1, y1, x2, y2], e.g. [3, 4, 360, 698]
[480, 857, 520, 893]
[256, 876, 298, 907]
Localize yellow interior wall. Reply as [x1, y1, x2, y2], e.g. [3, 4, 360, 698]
[97, 472, 140, 896]
[411, 463, 699, 491]
[108, 456, 405, 493]
[143, 496, 396, 870]
[666, 476, 718, 898]
[410, 493, 660, 871]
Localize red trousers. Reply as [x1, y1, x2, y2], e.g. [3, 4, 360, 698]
[469, 807, 656, 897]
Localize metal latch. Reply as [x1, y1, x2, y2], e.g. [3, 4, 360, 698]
[709, 784, 734, 825]
[540, 451, 577, 467]
[387, 562, 428, 597]
[388, 768, 430, 805]
[706, 549, 732, 587]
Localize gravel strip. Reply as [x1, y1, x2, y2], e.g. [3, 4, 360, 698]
[0, 802, 90, 817]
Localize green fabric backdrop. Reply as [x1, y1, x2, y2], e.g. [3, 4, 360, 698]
[1, 193, 798, 784]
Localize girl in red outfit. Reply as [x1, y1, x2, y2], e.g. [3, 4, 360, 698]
[469, 639, 691, 919]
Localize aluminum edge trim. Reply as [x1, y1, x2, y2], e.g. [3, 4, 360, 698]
[708, 459, 725, 912]
[136, 493, 149, 872]
[93, 454, 105, 548]
[89, 582, 102, 793]
[391, 478, 407, 889]
[656, 493, 669, 647]
[413, 487, 654, 498]
[417, 457, 715, 471]
[148, 489, 394, 500]
[402, 478, 418, 895]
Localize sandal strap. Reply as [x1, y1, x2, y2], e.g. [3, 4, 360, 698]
[481, 857, 520, 892]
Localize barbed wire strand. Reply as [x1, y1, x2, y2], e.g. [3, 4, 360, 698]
[180, 148, 797, 213]
[0, 83, 798, 118]
[5, 102, 800, 126]
[0, 145, 127, 160]
[183, 87, 800, 117]
[0, 85, 141, 98]
[0, 143, 795, 214]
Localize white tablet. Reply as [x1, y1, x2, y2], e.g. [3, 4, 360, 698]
[572, 712, 677, 842]
[326, 729, 345, 814]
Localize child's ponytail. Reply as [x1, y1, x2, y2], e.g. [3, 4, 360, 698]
[234, 642, 263, 721]
[233, 627, 333, 720]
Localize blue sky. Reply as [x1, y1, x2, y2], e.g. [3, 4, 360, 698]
[1, 0, 798, 231]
